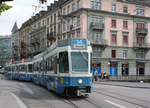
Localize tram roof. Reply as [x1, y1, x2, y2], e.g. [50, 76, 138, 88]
[32, 38, 90, 61]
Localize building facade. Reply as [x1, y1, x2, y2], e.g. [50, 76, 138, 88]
[19, 22, 30, 59]
[15, 0, 150, 80]
[0, 36, 12, 67]
[29, 11, 47, 57]
[60, 0, 150, 79]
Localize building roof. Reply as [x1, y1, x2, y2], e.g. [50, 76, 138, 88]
[11, 22, 18, 33]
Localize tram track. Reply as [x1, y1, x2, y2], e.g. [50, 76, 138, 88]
[93, 90, 150, 108]
[64, 96, 102, 108]
[95, 88, 150, 104]
[64, 98, 80, 108]
[84, 98, 102, 108]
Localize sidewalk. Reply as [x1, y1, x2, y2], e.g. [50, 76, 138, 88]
[95, 80, 150, 89]
[0, 92, 21, 108]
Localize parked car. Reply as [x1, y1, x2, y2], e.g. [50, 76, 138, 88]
[0, 68, 5, 74]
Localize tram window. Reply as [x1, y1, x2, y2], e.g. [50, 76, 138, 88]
[46, 56, 57, 74]
[39, 63, 41, 73]
[20, 65, 25, 71]
[59, 52, 69, 73]
[46, 60, 49, 71]
[28, 64, 33, 72]
[33, 63, 37, 72]
[46, 57, 51, 71]
[53, 56, 57, 74]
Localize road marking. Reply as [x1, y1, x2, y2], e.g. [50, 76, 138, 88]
[105, 100, 126, 108]
[24, 86, 34, 95]
[19, 83, 34, 95]
[10, 92, 27, 108]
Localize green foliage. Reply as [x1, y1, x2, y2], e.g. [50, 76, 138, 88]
[0, 3, 12, 15]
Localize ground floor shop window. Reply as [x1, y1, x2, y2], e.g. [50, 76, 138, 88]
[136, 63, 145, 76]
[122, 64, 129, 76]
[110, 63, 118, 76]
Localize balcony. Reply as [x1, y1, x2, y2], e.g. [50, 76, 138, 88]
[92, 52, 101, 58]
[90, 22, 104, 30]
[133, 42, 150, 49]
[47, 32, 56, 40]
[136, 28, 148, 35]
[90, 39, 107, 46]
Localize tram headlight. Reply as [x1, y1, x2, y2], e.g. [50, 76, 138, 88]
[78, 79, 82, 84]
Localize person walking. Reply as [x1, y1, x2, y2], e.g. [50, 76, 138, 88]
[94, 68, 98, 81]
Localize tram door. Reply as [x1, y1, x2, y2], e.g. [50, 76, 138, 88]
[92, 64, 101, 76]
[110, 63, 117, 76]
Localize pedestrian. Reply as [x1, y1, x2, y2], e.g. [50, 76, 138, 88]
[94, 69, 98, 81]
[101, 73, 104, 80]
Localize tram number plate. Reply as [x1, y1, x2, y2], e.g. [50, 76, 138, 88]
[72, 39, 87, 50]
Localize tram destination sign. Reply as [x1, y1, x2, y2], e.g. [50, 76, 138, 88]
[72, 39, 87, 50]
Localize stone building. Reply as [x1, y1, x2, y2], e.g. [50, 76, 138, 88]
[15, 0, 150, 80]
[29, 11, 47, 57]
[11, 22, 20, 60]
[19, 21, 30, 59]
[58, 0, 150, 79]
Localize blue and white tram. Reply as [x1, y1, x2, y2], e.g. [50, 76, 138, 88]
[38, 38, 92, 96]
[5, 62, 33, 81]
[5, 38, 92, 96]
[32, 53, 44, 84]
[18, 62, 33, 81]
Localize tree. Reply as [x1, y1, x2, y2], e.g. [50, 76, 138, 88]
[0, 3, 12, 15]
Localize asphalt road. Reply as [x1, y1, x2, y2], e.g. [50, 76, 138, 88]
[0, 74, 150, 108]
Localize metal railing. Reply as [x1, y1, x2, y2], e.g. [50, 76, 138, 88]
[136, 28, 148, 35]
[93, 52, 102, 58]
[47, 32, 56, 40]
[90, 22, 104, 30]
[90, 39, 107, 46]
[133, 42, 150, 48]
[109, 75, 150, 81]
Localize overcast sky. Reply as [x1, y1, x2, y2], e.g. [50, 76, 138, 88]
[0, 0, 53, 36]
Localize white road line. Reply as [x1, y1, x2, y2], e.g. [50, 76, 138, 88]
[10, 92, 27, 108]
[24, 87, 34, 95]
[105, 100, 126, 108]
[19, 83, 34, 95]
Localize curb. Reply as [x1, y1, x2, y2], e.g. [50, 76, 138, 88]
[95, 82, 150, 89]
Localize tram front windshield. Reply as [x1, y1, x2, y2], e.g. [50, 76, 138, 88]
[71, 52, 88, 73]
